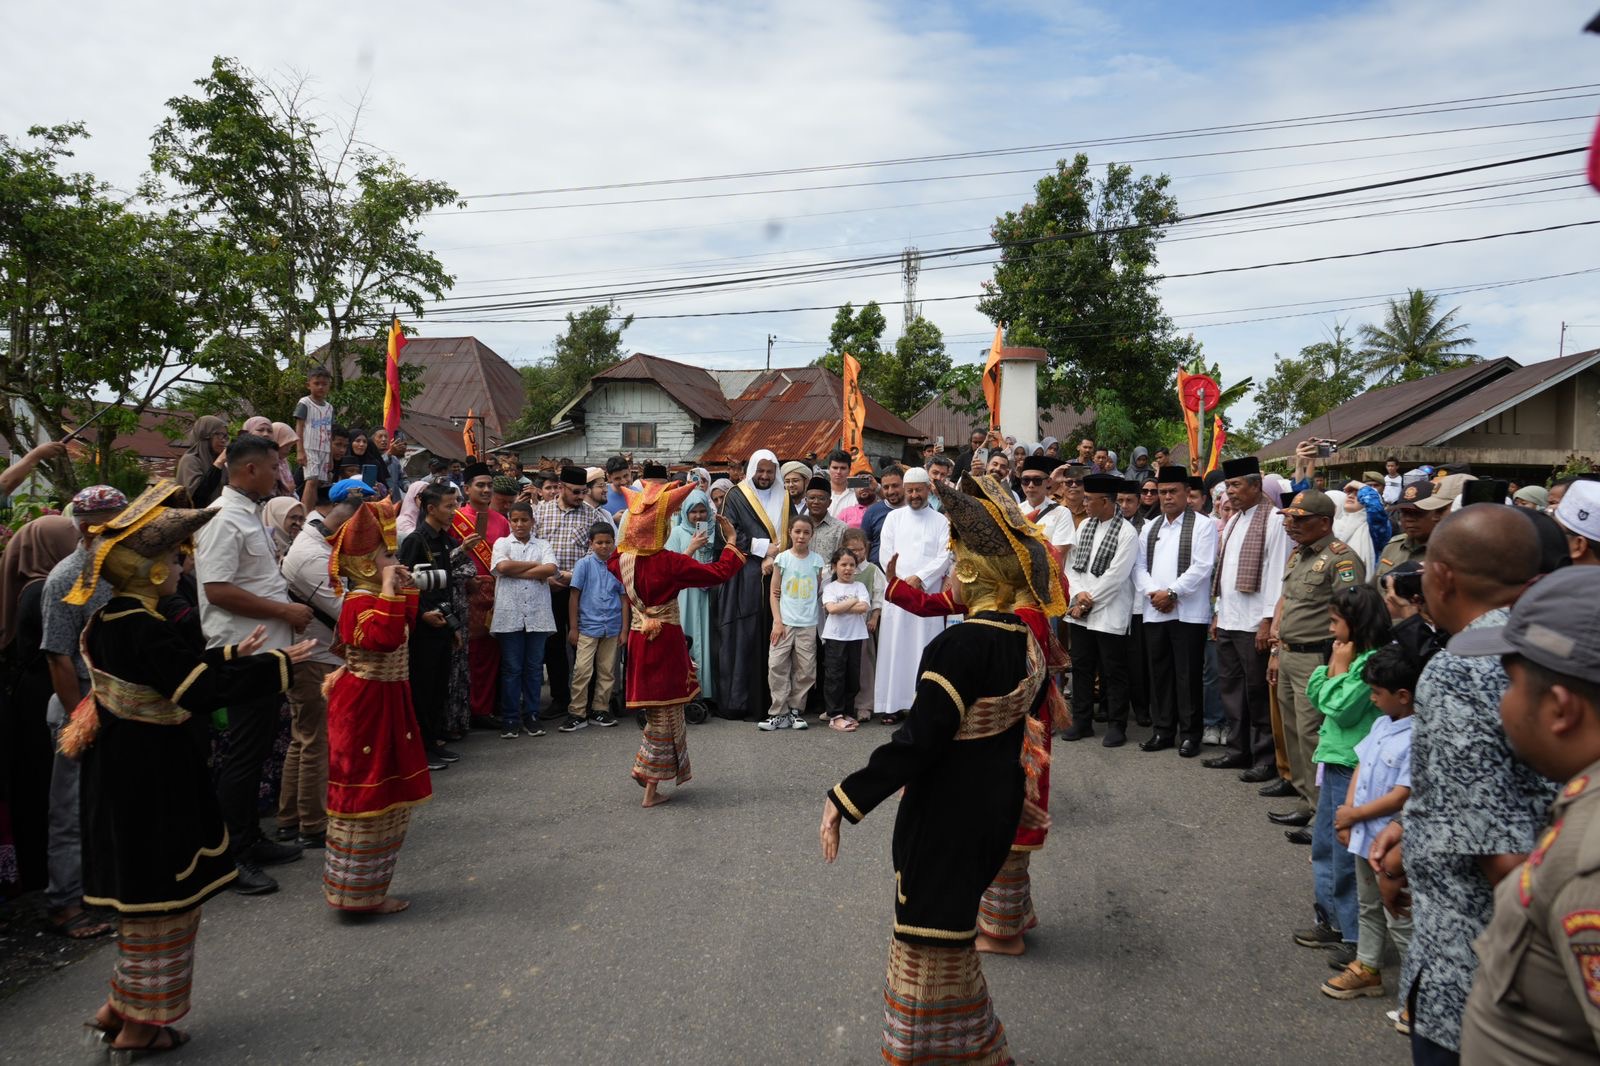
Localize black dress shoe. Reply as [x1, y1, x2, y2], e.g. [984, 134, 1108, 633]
[1239, 763, 1279, 783]
[1258, 778, 1297, 798]
[296, 832, 326, 849]
[273, 824, 299, 842]
[1268, 809, 1312, 827]
[1139, 733, 1174, 752]
[1061, 722, 1094, 741]
[232, 861, 278, 895]
[433, 745, 462, 762]
[1285, 827, 1313, 845]
[1102, 726, 1127, 748]
[1178, 738, 1201, 758]
[1204, 753, 1250, 769]
[244, 838, 303, 867]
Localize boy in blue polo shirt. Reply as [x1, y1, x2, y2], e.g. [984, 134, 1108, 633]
[562, 522, 627, 732]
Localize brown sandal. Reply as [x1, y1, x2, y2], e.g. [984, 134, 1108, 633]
[47, 908, 115, 940]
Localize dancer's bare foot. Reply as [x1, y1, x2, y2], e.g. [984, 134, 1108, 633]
[90, 1002, 119, 1034]
[372, 897, 410, 915]
[975, 932, 1026, 956]
[642, 782, 672, 808]
[112, 1020, 188, 1052]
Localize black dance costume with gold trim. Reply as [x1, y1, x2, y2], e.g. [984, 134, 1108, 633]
[828, 611, 1046, 944]
[79, 598, 292, 913]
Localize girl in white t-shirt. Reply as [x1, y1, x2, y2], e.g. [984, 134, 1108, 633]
[820, 547, 870, 732]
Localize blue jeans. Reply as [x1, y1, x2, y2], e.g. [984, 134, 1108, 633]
[497, 630, 549, 728]
[1313, 762, 1358, 942]
[1202, 639, 1224, 728]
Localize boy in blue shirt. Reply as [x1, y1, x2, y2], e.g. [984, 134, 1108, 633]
[563, 522, 628, 732]
[760, 516, 824, 731]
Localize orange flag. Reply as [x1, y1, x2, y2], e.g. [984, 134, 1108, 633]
[841, 353, 872, 474]
[462, 408, 478, 460]
[1206, 413, 1226, 475]
[982, 325, 1004, 432]
[1176, 370, 1201, 469]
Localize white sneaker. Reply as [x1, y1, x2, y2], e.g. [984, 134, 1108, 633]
[789, 710, 809, 730]
[758, 714, 790, 731]
[1202, 725, 1222, 746]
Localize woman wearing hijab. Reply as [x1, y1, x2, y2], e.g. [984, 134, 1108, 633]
[268, 423, 300, 498]
[1330, 487, 1377, 575]
[347, 427, 372, 467]
[175, 416, 229, 509]
[0, 516, 83, 904]
[665, 489, 719, 707]
[262, 498, 304, 563]
[709, 478, 732, 515]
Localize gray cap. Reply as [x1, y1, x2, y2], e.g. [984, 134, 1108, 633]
[1447, 567, 1600, 683]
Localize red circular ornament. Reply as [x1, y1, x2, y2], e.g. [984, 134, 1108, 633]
[1181, 374, 1220, 413]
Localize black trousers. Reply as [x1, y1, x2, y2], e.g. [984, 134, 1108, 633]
[1216, 628, 1275, 767]
[543, 586, 573, 714]
[1069, 625, 1129, 728]
[823, 638, 863, 717]
[409, 628, 453, 745]
[1126, 613, 1151, 724]
[1145, 620, 1207, 742]
[216, 693, 281, 858]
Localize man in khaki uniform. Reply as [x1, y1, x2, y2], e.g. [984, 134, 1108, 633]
[1454, 567, 1600, 1064]
[1268, 488, 1365, 834]
[1373, 479, 1448, 587]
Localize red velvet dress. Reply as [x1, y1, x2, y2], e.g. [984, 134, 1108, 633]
[326, 589, 433, 817]
[884, 578, 1067, 850]
[452, 505, 510, 720]
[608, 547, 745, 708]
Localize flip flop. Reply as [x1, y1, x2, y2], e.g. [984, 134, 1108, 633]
[828, 716, 858, 732]
[47, 909, 115, 940]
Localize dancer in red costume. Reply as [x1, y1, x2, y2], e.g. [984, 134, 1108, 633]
[322, 500, 432, 915]
[452, 462, 510, 725]
[608, 464, 745, 808]
[882, 474, 1069, 956]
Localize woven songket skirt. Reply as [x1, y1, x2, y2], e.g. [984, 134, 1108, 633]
[881, 937, 1011, 1066]
[323, 808, 411, 911]
[633, 706, 691, 786]
[110, 909, 203, 1025]
[977, 850, 1037, 941]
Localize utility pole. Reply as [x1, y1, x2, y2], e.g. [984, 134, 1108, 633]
[901, 246, 921, 331]
[1560, 321, 1567, 358]
[766, 334, 775, 372]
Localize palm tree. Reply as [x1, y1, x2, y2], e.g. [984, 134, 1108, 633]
[1357, 289, 1477, 384]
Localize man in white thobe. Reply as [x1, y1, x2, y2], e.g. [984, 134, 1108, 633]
[873, 467, 951, 720]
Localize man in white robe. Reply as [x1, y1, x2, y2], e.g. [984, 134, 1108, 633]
[873, 467, 951, 721]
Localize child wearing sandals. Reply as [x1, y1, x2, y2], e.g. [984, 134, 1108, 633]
[820, 547, 870, 731]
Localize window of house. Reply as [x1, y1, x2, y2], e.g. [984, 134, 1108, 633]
[622, 422, 657, 449]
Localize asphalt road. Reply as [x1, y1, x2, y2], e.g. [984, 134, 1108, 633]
[0, 716, 1410, 1065]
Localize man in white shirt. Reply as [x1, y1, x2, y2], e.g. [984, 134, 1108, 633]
[277, 493, 365, 848]
[1382, 456, 1403, 506]
[1210, 456, 1291, 783]
[1134, 466, 1218, 758]
[824, 449, 855, 517]
[875, 468, 952, 720]
[1061, 474, 1138, 747]
[195, 434, 314, 895]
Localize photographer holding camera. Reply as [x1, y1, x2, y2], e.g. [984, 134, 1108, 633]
[399, 481, 478, 770]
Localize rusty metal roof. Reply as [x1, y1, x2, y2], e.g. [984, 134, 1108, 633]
[321, 336, 527, 439]
[728, 366, 922, 437]
[1395, 348, 1600, 445]
[1255, 359, 1515, 459]
[700, 419, 845, 466]
[398, 409, 473, 461]
[592, 353, 733, 422]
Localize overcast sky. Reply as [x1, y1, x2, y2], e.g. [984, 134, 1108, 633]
[3, 0, 1598, 427]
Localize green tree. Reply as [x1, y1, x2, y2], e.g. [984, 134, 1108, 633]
[816, 301, 889, 374]
[150, 57, 459, 417]
[813, 302, 942, 419]
[1357, 289, 1477, 384]
[508, 303, 634, 438]
[0, 124, 225, 494]
[978, 154, 1186, 442]
[1244, 324, 1365, 443]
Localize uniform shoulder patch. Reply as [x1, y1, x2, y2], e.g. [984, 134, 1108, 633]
[1335, 558, 1359, 582]
[1562, 910, 1600, 936]
[1329, 541, 1349, 555]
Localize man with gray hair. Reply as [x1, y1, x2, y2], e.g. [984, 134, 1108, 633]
[874, 467, 950, 722]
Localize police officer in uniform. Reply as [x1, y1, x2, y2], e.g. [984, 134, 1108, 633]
[1374, 479, 1448, 587]
[1268, 488, 1366, 841]
[1453, 567, 1600, 1064]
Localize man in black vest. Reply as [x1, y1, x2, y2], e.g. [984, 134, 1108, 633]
[1134, 467, 1219, 756]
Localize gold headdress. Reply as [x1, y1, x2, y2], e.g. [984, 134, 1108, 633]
[935, 474, 1067, 618]
[65, 478, 186, 605]
[327, 499, 399, 591]
[98, 507, 216, 606]
[617, 480, 695, 556]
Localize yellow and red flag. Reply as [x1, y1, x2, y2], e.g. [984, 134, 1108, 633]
[383, 317, 406, 439]
[982, 325, 1004, 432]
[1176, 370, 1201, 469]
[1206, 413, 1226, 475]
[462, 408, 478, 460]
[841, 353, 872, 474]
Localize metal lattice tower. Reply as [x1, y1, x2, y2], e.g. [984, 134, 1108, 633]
[901, 246, 921, 330]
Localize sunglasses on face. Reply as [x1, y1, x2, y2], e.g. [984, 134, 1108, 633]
[1020, 475, 1046, 485]
[1140, 489, 1157, 496]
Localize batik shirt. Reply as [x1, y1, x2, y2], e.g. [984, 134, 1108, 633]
[1401, 608, 1559, 1051]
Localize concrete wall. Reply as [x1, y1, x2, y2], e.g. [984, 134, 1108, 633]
[1445, 367, 1600, 457]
